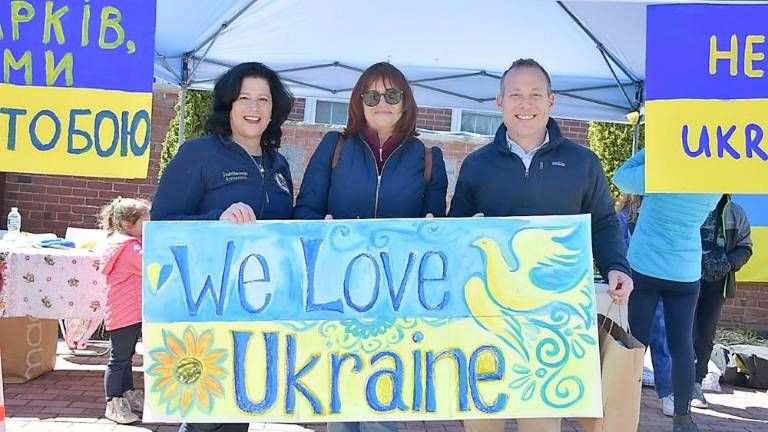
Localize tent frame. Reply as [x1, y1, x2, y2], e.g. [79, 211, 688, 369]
[171, 1, 645, 143]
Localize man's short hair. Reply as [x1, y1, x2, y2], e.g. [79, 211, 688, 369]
[499, 58, 553, 95]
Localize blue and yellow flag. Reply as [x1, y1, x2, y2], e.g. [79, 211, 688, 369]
[645, 4, 768, 194]
[0, 0, 156, 178]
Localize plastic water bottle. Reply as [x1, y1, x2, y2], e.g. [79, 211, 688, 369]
[6, 207, 21, 234]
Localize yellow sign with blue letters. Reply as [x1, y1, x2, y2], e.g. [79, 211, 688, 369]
[645, 4, 768, 193]
[142, 217, 602, 422]
[0, 0, 156, 178]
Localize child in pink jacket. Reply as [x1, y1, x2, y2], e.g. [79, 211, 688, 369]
[99, 197, 150, 424]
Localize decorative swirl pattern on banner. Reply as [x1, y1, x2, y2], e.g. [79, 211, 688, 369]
[319, 318, 418, 353]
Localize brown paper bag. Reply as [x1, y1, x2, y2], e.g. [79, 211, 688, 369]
[0, 317, 58, 383]
[578, 314, 645, 432]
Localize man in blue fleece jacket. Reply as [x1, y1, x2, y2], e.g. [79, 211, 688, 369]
[450, 58, 634, 432]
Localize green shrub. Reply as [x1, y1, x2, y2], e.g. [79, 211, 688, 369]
[588, 121, 645, 200]
[159, 89, 213, 178]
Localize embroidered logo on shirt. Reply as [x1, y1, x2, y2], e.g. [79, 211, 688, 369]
[551, 161, 566, 167]
[223, 170, 248, 182]
[275, 172, 290, 194]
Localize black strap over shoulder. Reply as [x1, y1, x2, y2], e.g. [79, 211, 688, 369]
[331, 132, 345, 169]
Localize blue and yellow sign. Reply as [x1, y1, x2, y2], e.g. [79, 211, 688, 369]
[142, 217, 602, 423]
[734, 195, 768, 283]
[645, 4, 768, 193]
[0, 0, 156, 178]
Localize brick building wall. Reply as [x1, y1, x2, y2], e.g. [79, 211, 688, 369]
[287, 98, 306, 122]
[416, 107, 453, 131]
[2, 89, 767, 331]
[557, 118, 589, 146]
[721, 284, 768, 330]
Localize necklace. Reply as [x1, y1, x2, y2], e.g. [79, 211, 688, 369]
[232, 136, 264, 174]
[247, 153, 265, 175]
[247, 152, 271, 206]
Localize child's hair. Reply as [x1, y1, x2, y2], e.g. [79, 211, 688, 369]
[99, 197, 151, 235]
[616, 194, 643, 224]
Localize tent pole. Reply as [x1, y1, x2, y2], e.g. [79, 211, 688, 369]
[178, 84, 188, 145]
[189, 0, 258, 58]
[556, 1, 639, 83]
[598, 49, 635, 108]
[0, 173, 6, 225]
[178, 54, 190, 145]
[632, 121, 640, 155]
[185, 0, 260, 83]
[557, 1, 644, 114]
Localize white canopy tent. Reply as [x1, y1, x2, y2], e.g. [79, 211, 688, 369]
[154, 0, 659, 142]
[154, 1, 766, 140]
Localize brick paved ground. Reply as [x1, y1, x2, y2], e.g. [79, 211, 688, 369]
[4, 342, 768, 432]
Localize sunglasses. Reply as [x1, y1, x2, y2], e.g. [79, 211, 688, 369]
[361, 89, 404, 107]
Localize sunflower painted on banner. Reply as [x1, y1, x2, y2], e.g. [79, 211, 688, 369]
[146, 327, 228, 415]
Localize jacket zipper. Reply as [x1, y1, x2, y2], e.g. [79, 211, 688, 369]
[245, 151, 269, 217]
[498, 134, 562, 209]
[362, 136, 406, 217]
[512, 137, 560, 174]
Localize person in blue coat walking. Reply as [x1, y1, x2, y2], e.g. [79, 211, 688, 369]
[614, 148, 720, 432]
[294, 62, 448, 432]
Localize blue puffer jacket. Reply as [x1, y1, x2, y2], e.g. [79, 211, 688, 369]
[293, 131, 448, 219]
[613, 149, 721, 282]
[151, 134, 294, 221]
[449, 120, 630, 278]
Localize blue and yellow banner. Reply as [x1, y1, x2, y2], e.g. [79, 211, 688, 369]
[142, 217, 602, 423]
[645, 4, 768, 193]
[734, 195, 768, 283]
[0, 0, 156, 178]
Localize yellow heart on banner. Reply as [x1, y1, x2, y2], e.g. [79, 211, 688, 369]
[147, 262, 162, 293]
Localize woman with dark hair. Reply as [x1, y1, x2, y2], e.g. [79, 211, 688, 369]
[151, 62, 295, 432]
[152, 62, 294, 223]
[294, 62, 448, 432]
[294, 62, 448, 220]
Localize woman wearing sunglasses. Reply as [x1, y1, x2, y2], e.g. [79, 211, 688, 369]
[294, 62, 448, 432]
[294, 62, 448, 221]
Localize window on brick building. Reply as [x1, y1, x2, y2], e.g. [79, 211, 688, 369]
[314, 100, 349, 126]
[458, 111, 503, 136]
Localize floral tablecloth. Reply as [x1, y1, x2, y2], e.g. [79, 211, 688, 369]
[0, 247, 107, 347]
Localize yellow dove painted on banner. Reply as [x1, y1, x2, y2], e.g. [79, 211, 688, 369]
[464, 227, 592, 363]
